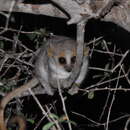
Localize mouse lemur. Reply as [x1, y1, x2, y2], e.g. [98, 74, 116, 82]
[35, 35, 89, 95]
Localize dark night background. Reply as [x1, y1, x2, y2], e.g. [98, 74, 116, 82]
[0, 12, 130, 130]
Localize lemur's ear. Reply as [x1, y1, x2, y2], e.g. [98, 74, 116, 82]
[72, 47, 77, 56]
[47, 47, 53, 57]
[84, 47, 90, 56]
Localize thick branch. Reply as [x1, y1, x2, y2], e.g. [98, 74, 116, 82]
[0, 0, 130, 32]
[50, 0, 93, 24]
[102, 0, 130, 32]
[0, 1, 67, 19]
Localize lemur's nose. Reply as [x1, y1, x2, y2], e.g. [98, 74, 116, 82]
[64, 65, 72, 72]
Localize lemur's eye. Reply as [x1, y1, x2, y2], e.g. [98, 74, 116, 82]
[59, 57, 66, 65]
[71, 56, 76, 64]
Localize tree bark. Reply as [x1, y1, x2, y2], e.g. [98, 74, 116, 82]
[0, 0, 130, 31]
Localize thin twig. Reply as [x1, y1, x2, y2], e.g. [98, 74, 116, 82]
[57, 78, 72, 130]
[105, 65, 122, 130]
[124, 117, 130, 130]
[112, 50, 129, 72]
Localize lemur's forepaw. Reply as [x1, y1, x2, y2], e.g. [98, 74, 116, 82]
[68, 83, 80, 95]
[74, 83, 80, 87]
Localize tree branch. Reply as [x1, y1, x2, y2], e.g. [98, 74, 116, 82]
[0, 0, 130, 32]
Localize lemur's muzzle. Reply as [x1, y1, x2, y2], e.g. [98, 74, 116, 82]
[64, 65, 73, 72]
